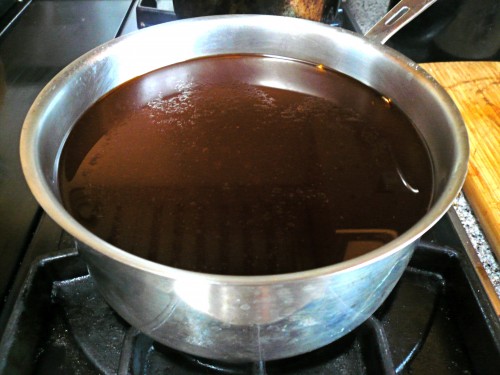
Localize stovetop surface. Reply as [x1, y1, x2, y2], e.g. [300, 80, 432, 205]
[0, 1, 499, 374]
[0, 0, 134, 312]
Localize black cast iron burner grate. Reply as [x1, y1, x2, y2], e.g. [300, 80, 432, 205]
[1, 235, 499, 374]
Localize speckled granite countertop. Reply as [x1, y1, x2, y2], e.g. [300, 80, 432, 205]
[346, 0, 390, 33]
[453, 193, 500, 297]
[347, 0, 500, 299]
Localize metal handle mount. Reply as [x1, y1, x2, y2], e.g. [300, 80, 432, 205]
[364, 0, 438, 44]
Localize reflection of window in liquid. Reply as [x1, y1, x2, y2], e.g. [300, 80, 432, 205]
[335, 229, 398, 261]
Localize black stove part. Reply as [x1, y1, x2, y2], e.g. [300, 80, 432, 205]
[125, 317, 395, 374]
[136, 0, 176, 29]
[0, 0, 17, 20]
[374, 266, 444, 373]
[0, 0, 134, 315]
[0, 0, 31, 39]
[409, 239, 500, 375]
[1, 214, 499, 375]
[385, 0, 500, 62]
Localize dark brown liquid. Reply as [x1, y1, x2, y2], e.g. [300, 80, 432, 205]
[58, 55, 433, 275]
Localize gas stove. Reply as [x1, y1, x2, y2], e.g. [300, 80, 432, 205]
[0, 1, 499, 374]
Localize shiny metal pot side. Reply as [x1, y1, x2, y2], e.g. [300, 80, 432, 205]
[20, 15, 468, 362]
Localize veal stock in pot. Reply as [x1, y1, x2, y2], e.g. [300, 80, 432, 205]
[20, 3, 468, 363]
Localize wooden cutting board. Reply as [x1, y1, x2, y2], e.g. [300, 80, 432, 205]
[420, 62, 499, 258]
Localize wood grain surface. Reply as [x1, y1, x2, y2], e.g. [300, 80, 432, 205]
[421, 62, 499, 258]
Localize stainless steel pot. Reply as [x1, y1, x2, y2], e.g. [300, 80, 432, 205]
[20, 0, 468, 362]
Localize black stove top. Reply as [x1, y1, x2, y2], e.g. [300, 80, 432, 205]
[0, 1, 499, 374]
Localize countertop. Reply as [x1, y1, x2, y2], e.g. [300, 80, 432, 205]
[347, 0, 500, 298]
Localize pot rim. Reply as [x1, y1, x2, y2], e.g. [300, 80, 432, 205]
[20, 15, 469, 285]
